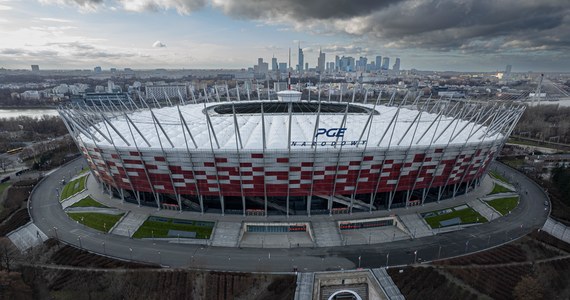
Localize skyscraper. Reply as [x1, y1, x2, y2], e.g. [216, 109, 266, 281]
[272, 57, 278, 72]
[297, 43, 304, 72]
[357, 57, 368, 72]
[504, 64, 512, 80]
[335, 55, 340, 72]
[31, 65, 40, 72]
[392, 58, 401, 72]
[375, 56, 382, 71]
[381, 57, 390, 70]
[317, 48, 326, 73]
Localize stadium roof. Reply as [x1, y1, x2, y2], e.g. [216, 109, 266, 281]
[76, 101, 504, 151]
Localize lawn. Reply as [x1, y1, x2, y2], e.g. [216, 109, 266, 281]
[489, 171, 510, 184]
[68, 196, 108, 208]
[486, 196, 519, 216]
[489, 183, 513, 195]
[133, 216, 215, 239]
[60, 176, 87, 200]
[423, 205, 488, 229]
[0, 182, 10, 195]
[67, 212, 124, 232]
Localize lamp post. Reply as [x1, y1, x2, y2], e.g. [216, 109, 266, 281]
[413, 250, 418, 264]
[386, 253, 390, 268]
[129, 247, 133, 261]
[438, 245, 442, 259]
[358, 255, 361, 268]
[53, 227, 59, 240]
[465, 240, 470, 253]
[102, 241, 106, 255]
[77, 236, 82, 249]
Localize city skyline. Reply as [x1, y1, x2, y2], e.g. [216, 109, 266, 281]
[0, 0, 569, 72]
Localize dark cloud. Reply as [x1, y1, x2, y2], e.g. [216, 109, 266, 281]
[214, 0, 402, 20]
[215, 0, 570, 55]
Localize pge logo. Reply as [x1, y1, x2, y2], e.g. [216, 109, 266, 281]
[316, 128, 347, 138]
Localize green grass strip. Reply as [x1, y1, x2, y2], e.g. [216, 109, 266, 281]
[486, 196, 519, 216]
[67, 212, 124, 232]
[68, 196, 108, 208]
[489, 183, 513, 195]
[424, 206, 488, 229]
[133, 217, 214, 239]
[60, 176, 87, 201]
[0, 182, 10, 195]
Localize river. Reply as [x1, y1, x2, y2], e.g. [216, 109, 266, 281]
[0, 108, 59, 119]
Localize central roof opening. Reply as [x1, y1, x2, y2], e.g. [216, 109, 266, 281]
[209, 101, 378, 115]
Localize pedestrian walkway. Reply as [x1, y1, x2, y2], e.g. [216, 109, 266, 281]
[294, 272, 314, 300]
[543, 217, 570, 244]
[398, 213, 433, 238]
[7, 222, 49, 252]
[470, 199, 501, 221]
[312, 221, 342, 247]
[110, 211, 148, 237]
[371, 268, 406, 300]
[211, 221, 241, 247]
[65, 207, 124, 215]
[341, 227, 410, 245]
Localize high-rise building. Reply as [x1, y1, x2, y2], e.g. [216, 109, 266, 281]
[381, 57, 390, 70]
[317, 48, 326, 73]
[392, 58, 401, 72]
[504, 64, 512, 80]
[335, 55, 340, 72]
[272, 57, 278, 72]
[256, 58, 269, 74]
[329, 62, 335, 72]
[31, 65, 40, 72]
[375, 56, 382, 71]
[297, 44, 304, 72]
[357, 57, 368, 72]
[94, 66, 102, 73]
[339, 56, 355, 72]
[278, 63, 287, 73]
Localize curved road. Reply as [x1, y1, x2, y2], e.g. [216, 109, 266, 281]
[30, 159, 549, 272]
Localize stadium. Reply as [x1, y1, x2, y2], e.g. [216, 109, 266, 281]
[59, 88, 525, 217]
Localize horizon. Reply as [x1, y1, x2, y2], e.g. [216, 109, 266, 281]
[1, 1, 569, 72]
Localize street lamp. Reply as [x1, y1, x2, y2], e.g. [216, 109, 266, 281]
[413, 250, 418, 264]
[358, 255, 361, 268]
[129, 247, 133, 261]
[77, 236, 82, 249]
[102, 242, 106, 255]
[465, 240, 470, 253]
[438, 245, 442, 259]
[386, 253, 390, 268]
[53, 227, 59, 240]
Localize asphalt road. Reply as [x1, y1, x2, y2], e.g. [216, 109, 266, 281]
[30, 159, 549, 272]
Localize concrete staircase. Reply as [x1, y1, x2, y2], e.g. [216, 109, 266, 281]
[312, 221, 342, 247]
[110, 211, 148, 237]
[211, 221, 242, 247]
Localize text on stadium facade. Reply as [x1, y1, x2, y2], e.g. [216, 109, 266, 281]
[290, 127, 367, 147]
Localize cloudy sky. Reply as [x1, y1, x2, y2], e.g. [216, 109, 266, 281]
[1, 0, 569, 72]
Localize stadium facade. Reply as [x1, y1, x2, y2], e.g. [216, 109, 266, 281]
[59, 88, 525, 216]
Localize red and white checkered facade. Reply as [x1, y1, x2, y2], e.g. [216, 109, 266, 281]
[80, 142, 497, 198]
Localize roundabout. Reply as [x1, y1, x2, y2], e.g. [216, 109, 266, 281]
[29, 157, 549, 272]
